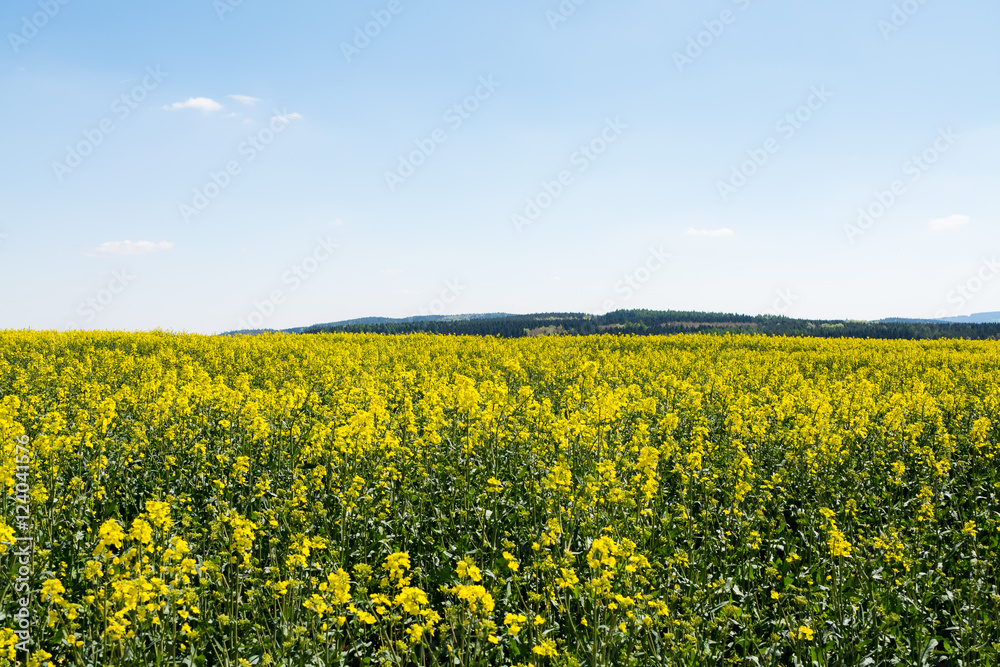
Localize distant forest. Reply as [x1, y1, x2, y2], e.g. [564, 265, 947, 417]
[299, 310, 1000, 340]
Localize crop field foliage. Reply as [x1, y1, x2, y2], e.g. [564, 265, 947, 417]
[1, 332, 999, 666]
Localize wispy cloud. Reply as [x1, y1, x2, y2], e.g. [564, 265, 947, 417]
[228, 94, 260, 106]
[684, 227, 735, 238]
[382, 268, 404, 275]
[273, 111, 303, 123]
[163, 97, 223, 112]
[92, 240, 175, 256]
[929, 214, 970, 231]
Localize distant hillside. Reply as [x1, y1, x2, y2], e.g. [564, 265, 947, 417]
[294, 309, 1000, 340]
[883, 311, 1000, 325]
[221, 313, 513, 336]
[947, 311, 1000, 324]
[284, 312, 513, 333]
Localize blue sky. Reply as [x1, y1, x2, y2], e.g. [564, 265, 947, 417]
[1, 0, 997, 333]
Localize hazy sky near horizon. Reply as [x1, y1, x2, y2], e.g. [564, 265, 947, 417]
[1, 0, 998, 333]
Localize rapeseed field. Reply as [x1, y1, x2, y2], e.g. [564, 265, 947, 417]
[1, 331, 998, 666]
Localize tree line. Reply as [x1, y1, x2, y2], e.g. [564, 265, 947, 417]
[300, 310, 1000, 340]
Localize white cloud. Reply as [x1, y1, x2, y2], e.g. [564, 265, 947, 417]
[929, 214, 970, 231]
[272, 111, 303, 124]
[382, 268, 404, 275]
[228, 94, 260, 106]
[684, 227, 735, 238]
[163, 97, 223, 112]
[92, 240, 175, 256]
